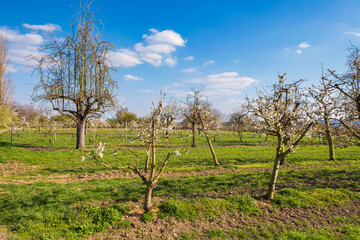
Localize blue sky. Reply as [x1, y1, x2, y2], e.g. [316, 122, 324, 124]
[2, 0, 360, 117]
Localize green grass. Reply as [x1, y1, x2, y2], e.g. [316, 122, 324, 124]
[0, 129, 359, 239]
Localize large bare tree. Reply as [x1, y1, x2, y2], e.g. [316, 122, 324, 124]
[0, 35, 13, 106]
[247, 74, 315, 200]
[33, 4, 117, 150]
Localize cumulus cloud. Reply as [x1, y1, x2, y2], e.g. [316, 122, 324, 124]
[299, 42, 310, 49]
[164, 56, 178, 67]
[123, 74, 143, 81]
[109, 49, 142, 67]
[296, 50, 302, 54]
[0, 27, 43, 45]
[184, 56, 194, 61]
[143, 29, 186, 46]
[23, 23, 62, 32]
[112, 28, 186, 68]
[0, 26, 49, 72]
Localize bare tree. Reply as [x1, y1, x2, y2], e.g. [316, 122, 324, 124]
[229, 106, 248, 142]
[163, 98, 180, 138]
[32, 3, 117, 150]
[183, 91, 200, 148]
[0, 35, 13, 106]
[328, 44, 360, 143]
[308, 76, 338, 160]
[85, 94, 180, 213]
[191, 90, 220, 167]
[247, 74, 315, 200]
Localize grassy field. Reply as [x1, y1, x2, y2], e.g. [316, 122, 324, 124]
[0, 129, 359, 239]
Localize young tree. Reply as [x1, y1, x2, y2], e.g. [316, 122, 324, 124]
[308, 77, 338, 160]
[0, 35, 13, 106]
[84, 94, 180, 212]
[328, 44, 360, 143]
[190, 90, 220, 167]
[229, 106, 248, 142]
[163, 98, 180, 138]
[247, 74, 315, 200]
[182, 91, 199, 148]
[32, 3, 117, 150]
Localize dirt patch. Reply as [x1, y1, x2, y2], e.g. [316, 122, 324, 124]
[24, 147, 58, 151]
[0, 161, 38, 177]
[0, 226, 10, 240]
[87, 200, 360, 239]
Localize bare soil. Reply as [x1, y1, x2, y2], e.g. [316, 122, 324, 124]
[87, 200, 360, 239]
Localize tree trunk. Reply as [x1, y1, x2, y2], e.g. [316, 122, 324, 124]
[204, 132, 219, 167]
[191, 123, 197, 148]
[145, 145, 151, 170]
[280, 139, 287, 165]
[76, 119, 86, 150]
[143, 183, 154, 213]
[267, 154, 281, 200]
[267, 135, 283, 200]
[238, 130, 243, 142]
[324, 117, 335, 161]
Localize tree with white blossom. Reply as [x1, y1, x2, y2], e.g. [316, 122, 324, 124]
[247, 74, 315, 200]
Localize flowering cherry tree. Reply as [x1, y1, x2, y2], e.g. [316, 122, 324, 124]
[247, 74, 315, 200]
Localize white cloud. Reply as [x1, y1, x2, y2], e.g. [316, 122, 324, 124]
[206, 72, 256, 89]
[182, 67, 198, 73]
[134, 43, 176, 54]
[143, 29, 186, 46]
[184, 56, 194, 61]
[164, 56, 177, 67]
[178, 72, 257, 98]
[184, 78, 206, 84]
[138, 89, 154, 93]
[296, 50, 302, 54]
[299, 42, 310, 49]
[203, 60, 215, 66]
[133, 29, 185, 67]
[0, 27, 43, 45]
[181, 60, 215, 74]
[23, 23, 62, 32]
[345, 32, 360, 37]
[109, 49, 142, 67]
[123, 74, 143, 81]
[5, 64, 18, 73]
